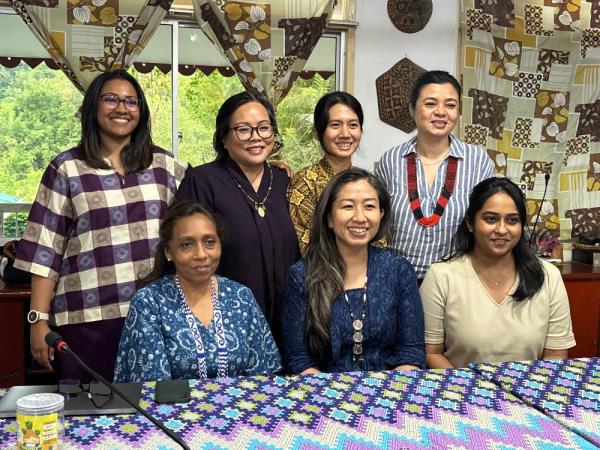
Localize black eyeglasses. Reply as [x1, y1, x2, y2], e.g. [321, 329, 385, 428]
[100, 93, 141, 111]
[231, 124, 274, 141]
[58, 379, 114, 409]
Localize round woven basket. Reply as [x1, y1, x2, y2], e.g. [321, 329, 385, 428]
[387, 0, 433, 34]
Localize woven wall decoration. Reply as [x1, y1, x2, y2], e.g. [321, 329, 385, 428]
[387, 0, 433, 34]
[376, 57, 426, 132]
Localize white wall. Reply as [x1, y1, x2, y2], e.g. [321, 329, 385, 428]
[353, 0, 460, 170]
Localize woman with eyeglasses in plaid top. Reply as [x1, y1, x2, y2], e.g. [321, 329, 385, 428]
[15, 70, 188, 382]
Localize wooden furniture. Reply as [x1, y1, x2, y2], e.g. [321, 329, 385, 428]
[558, 262, 600, 358]
[0, 281, 30, 387]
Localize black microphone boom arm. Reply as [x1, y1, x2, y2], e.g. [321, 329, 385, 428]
[45, 331, 190, 450]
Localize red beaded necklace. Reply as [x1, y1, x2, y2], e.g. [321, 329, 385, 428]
[406, 152, 459, 227]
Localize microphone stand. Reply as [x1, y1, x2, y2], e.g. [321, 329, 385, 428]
[529, 172, 551, 250]
[46, 333, 190, 450]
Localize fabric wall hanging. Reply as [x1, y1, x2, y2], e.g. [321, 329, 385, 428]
[387, 0, 433, 34]
[460, 0, 600, 242]
[192, 0, 336, 107]
[11, 0, 171, 92]
[376, 57, 426, 133]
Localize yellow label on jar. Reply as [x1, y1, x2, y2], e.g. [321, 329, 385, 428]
[16, 412, 59, 450]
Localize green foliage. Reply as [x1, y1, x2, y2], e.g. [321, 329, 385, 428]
[276, 76, 335, 170]
[176, 70, 243, 167]
[0, 64, 81, 201]
[0, 64, 334, 203]
[3, 212, 27, 237]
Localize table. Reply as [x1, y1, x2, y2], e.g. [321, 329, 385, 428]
[0, 281, 30, 387]
[559, 262, 600, 357]
[1, 366, 596, 449]
[471, 358, 600, 447]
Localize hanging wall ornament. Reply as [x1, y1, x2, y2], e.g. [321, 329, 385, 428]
[387, 0, 433, 34]
[376, 57, 426, 133]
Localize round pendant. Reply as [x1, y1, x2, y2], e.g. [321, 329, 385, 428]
[353, 343, 363, 355]
[257, 206, 265, 217]
[353, 332, 363, 343]
[352, 319, 363, 331]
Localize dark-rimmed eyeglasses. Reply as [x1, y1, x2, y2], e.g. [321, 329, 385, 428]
[58, 379, 114, 409]
[231, 124, 274, 141]
[100, 93, 141, 111]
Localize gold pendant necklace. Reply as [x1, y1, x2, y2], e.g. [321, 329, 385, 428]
[228, 164, 273, 218]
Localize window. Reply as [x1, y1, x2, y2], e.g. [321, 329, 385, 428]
[0, 9, 340, 207]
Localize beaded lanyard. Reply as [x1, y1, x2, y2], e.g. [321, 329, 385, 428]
[343, 276, 368, 363]
[406, 152, 458, 227]
[174, 275, 229, 379]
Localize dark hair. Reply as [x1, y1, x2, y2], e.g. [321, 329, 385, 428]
[447, 177, 544, 301]
[213, 91, 281, 160]
[80, 70, 153, 173]
[410, 70, 462, 109]
[139, 200, 224, 287]
[313, 91, 364, 151]
[304, 168, 390, 367]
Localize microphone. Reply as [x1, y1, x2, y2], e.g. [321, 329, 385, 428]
[45, 332, 190, 450]
[529, 172, 551, 248]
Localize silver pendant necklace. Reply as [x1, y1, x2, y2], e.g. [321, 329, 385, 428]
[343, 276, 368, 362]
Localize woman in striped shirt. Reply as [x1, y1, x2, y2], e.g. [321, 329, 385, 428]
[376, 71, 495, 282]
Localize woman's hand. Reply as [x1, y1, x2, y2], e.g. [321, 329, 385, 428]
[30, 321, 54, 370]
[394, 364, 421, 371]
[300, 367, 320, 375]
[541, 348, 568, 360]
[29, 275, 57, 370]
[425, 343, 455, 369]
[269, 160, 293, 178]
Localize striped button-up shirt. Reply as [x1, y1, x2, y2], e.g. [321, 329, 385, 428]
[376, 135, 495, 279]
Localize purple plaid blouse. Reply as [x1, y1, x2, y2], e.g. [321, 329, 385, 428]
[14, 146, 188, 326]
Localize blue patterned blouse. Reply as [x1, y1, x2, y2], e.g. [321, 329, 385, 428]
[114, 275, 281, 382]
[282, 247, 426, 373]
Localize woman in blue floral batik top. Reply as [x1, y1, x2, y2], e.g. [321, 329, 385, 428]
[114, 200, 281, 382]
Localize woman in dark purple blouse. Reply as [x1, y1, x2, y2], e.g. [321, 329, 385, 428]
[177, 92, 299, 345]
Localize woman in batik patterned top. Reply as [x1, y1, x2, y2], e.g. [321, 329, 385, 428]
[15, 70, 188, 382]
[287, 92, 364, 255]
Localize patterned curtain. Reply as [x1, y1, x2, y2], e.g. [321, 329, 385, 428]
[193, 0, 336, 107]
[460, 0, 600, 243]
[11, 0, 172, 92]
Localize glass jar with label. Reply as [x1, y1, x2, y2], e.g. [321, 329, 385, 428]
[16, 393, 65, 450]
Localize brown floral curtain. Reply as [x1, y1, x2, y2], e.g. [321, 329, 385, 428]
[193, 0, 335, 107]
[11, 0, 172, 92]
[460, 0, 600, 243]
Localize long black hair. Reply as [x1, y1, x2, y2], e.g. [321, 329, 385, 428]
[447, 177, 544, 301]
[139, 200, 225, 288]
[304, 168, 390, 366]
[213, 91, 281, 160]
[80, 70, 153, 173]
[313, 91, 364, 151]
